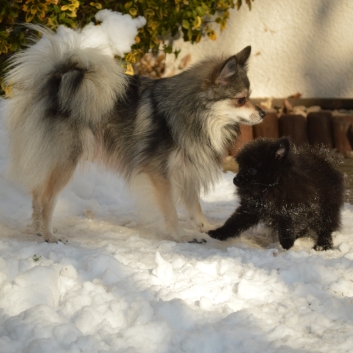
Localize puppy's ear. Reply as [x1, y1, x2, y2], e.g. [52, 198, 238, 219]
[218, 46, 251, 85]
[275, 137, 291, 160]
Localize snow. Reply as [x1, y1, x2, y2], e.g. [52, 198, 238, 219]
[2, 9, 353, 352]
[1, 104, 353, 350]
[34, 9, 146, 58]
[80, 9, 146, 57]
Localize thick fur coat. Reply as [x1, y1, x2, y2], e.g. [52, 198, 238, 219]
[208, 137, 344, 250]
[5, 25, 265, 243]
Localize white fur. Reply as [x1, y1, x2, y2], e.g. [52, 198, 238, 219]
[208, 100, 262, 153]
[4, 26, 260, 243]
[6, 27, 128, 191]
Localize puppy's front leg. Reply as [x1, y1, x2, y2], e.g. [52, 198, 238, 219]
[208, 205, 260, 241]
[148, 173, 182, 241]
[277, 219, 295, 250]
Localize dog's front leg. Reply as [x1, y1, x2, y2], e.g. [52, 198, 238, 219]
[181, 187, 215, 233]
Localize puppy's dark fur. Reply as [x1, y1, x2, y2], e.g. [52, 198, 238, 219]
[208, 137, 344, 250]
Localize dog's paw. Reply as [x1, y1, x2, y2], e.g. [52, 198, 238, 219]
[196, 220, 217, 233]
[55, 236, 68, 244]
[314, 238, 333, 251]
[188, 238, 207, 244]
[313, 244, 332, 251]
[180, 234, 207, 244]
[168, 227, 207, 244]
[41, 232, 68, 244]
[207, 228, 229, 241]
[279, 238, 295, 250]
[173, 232, 207, 244]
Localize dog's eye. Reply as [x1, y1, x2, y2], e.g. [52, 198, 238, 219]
[248, 168, 257, 175]
[236, 97, 246, 106]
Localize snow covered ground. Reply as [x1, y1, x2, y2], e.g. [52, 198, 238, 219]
[3, 10, 353, 353]
[1, 93, 353, 353]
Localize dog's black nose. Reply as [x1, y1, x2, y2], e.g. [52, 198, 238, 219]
[256, 105, 266, 119]
[259, 109, 266, 118]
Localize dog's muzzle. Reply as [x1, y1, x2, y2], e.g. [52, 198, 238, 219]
[256, 105, 266, 119]
[233, 175, 243, 187]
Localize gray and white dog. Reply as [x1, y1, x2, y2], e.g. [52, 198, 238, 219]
[5, 25, 265, 243]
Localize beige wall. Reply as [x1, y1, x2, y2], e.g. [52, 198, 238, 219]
[166, 0, 353, 98]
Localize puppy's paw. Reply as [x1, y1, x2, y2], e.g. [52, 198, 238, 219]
[208, 228, 229, 241]
[279, 238, 295, 250]
[313, 244, 332, 251]
[314, 237, 333, 251]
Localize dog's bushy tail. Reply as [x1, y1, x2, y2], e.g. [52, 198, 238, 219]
[5, 24, 128, 126]
[5, 24, 128, 190]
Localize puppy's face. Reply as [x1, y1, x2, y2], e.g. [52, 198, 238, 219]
[234, 137, 291, 193]
[207, 46, 266, 125]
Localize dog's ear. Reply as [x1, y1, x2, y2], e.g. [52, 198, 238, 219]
[218, 46, 251, 85]
[275, 137, 291, 160]
[235, 46, 251, 67]
[218, 57, 237, 85]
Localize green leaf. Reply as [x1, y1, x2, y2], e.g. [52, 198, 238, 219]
[144, 9, 155, 17]
[0, 0, 256, 97]
[187, 28, 192, 41]
[174, 49, 181, 59]
[32, 254, 41, 262]
[182, 19, 189, 29]
[163, 44, 172, 54]
[129, 7, 137, 16]
[196, 6, 205, 16]
[149, 1, 159, 9]
[124, 2, 132, 10]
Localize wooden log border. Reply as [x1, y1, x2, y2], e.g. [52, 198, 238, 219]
[231, 99, 353, 155]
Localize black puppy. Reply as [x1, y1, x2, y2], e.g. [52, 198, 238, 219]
[208, 137, 344, 250]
